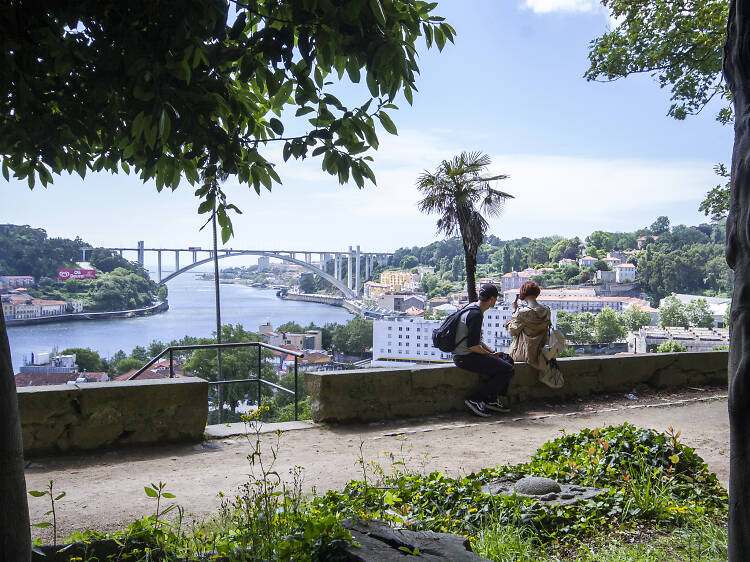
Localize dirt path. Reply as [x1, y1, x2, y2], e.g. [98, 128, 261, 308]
[25, 389, 729, 541]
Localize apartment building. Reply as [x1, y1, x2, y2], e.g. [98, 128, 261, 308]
[372, 305, 517, 366]
[363, 280, 390, 300]
[502, 288, 655, 319]
[614, 263, 637, 283]
[379, 270, 416, 292]
[500, 269, 538, 292]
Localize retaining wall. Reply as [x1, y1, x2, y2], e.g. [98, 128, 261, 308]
[307, 351, 728, 423]
[17, 378, 208, 456]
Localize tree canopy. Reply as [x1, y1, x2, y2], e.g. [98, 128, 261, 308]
[416, 151, 512, 302]
[2, 0, 453, 241]
[586, 0, 729, 123]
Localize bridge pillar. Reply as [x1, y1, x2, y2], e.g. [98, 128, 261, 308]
[118, 250, 123, 257]
[175, 250, 180, 272]
[365, 254, 370, 280]
[137, 241, 145, 267]
[355, 245, 361, 296]
[192, 249, 197, 264]
[305, 252, 311, 264]
[347, 246, 353, 291]
[157, 251, 162, 282]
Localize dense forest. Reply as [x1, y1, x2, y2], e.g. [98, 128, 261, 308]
[0, 224, 163, 311]
[389, 217, 732, 305]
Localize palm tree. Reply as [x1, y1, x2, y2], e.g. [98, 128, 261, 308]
[416, 151, 513, 302]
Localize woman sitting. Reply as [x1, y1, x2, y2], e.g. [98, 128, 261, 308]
[504, 281, 564, 389]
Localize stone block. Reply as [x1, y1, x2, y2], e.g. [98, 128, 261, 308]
[18, 378, 208, 456]
[308, 351, 728, 423]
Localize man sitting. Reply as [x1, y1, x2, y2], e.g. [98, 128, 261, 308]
[452, 283, 515, 417]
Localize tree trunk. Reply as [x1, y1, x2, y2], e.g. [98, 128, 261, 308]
[0, 305, 31, 562]
[464, 246, 478, 303]
[724, 2, 750, 558]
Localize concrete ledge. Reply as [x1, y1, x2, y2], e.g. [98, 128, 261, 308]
[17, 378, 208, 456]
[307, 351, 728, 423]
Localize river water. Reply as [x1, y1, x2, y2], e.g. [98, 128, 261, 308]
[6, 271, 352, 370]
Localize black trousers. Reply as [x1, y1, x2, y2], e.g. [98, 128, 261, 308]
[454, 353, 514, 402]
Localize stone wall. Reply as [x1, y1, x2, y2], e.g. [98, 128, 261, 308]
[307, 351, 728, 423]
[17, 378, 208, 456]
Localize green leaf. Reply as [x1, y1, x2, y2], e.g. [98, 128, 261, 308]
[295, 106, 314, 116]
[366, 71, 379, 98]
[162, 492, 176, 498]
[378, 112, 397, 135]
[369, 0, 386, 26]
[269, 118, 284, 135]
[54, 492, 66, 501]
[32, 522, 52, 528]
[144, 486, 158, 498]
[28, 490, 47, 497]
[159, 109, 171, 140]
[1, 161, 9, 182]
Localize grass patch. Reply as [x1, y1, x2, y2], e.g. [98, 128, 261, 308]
[31, 422, 727, 561]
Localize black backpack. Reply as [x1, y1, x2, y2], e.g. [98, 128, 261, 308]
[432, 304, 476, 352]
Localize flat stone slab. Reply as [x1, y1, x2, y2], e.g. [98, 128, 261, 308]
[204, 420, 315, 439]
[343, 519, 488, 561]
[482, 478, 605, 506]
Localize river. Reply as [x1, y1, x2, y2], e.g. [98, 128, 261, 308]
[6, 271, 352, 370]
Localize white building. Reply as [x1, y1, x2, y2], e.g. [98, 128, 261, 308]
[502, 288, 656, 320]
[614, 263, 637, 283]
[578, 256, 597, 268]
[500, 269, 538, 292]
[627, 326, 729, 353]
[372, 306, 519, 367]
[661, 293, 731, 328]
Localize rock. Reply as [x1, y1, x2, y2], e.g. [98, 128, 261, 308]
[343, 519, 489, 561]
[539, 493, 558, 501]
[514, 476, 561, 496]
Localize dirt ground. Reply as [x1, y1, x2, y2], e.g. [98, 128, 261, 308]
[24, 386, 729, 541]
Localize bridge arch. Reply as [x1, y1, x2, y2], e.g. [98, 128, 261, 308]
[158, 251, 356, 298]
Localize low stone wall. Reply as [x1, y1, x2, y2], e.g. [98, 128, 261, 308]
[307, 351, 728, 423]
[17, 378, 208, 456]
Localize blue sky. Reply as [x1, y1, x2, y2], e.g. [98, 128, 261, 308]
[1, 0, 732, 260]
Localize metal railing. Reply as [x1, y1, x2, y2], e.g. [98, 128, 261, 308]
[127, 342, 305, 421]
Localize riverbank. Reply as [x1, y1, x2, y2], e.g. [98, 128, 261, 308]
[6, 300, 168, 326]
[280, 292, 363, 316]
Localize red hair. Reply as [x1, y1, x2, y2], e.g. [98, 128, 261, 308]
[514, 281, 541, 310]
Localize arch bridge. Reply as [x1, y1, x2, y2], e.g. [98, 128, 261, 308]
[85, 243, 392, 298]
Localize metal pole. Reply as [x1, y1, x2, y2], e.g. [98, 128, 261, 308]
[212, 200, 224, 423]
[169, 349, 174, 378]
[257, 346, 262, 410]
[294, 357, 299, 421]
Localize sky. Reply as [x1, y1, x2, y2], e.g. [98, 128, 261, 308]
[1, 0, 733, 261]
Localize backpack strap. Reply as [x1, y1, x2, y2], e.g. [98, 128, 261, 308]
[454, 303, 479, 348]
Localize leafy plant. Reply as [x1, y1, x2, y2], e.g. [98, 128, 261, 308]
[28, 480, 65, 547]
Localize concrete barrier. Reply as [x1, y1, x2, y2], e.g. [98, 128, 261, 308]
[17, 378, 208, 456]
[307, 351, 728, 423]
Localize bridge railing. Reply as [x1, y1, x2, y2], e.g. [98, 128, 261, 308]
[128, 342, 305, 421]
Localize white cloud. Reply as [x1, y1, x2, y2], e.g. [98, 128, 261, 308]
[522, 0, 602, 14]
[0, 129, 717, 254]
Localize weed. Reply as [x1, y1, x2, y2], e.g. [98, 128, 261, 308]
[28, 479, 65, 547]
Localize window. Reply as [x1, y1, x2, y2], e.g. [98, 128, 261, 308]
[399, 327, 403, 331]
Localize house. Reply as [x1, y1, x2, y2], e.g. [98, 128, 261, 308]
[69, 300, 84, 313]
[377, 293, 427, 312]
[9, 295, 40, 319]
[363, 280, 390, 300]
[636, 236, 659, 249]
[500, 269, 538, 292]
[602, 256, 622, 267]
[614, 263, 637, 283]
[578, 256, 597, 268]
[595, 270, 616, 283]
[558, 258, 576, 267]
[2, 275, 35, 288]
[34, 299, 68, 316]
